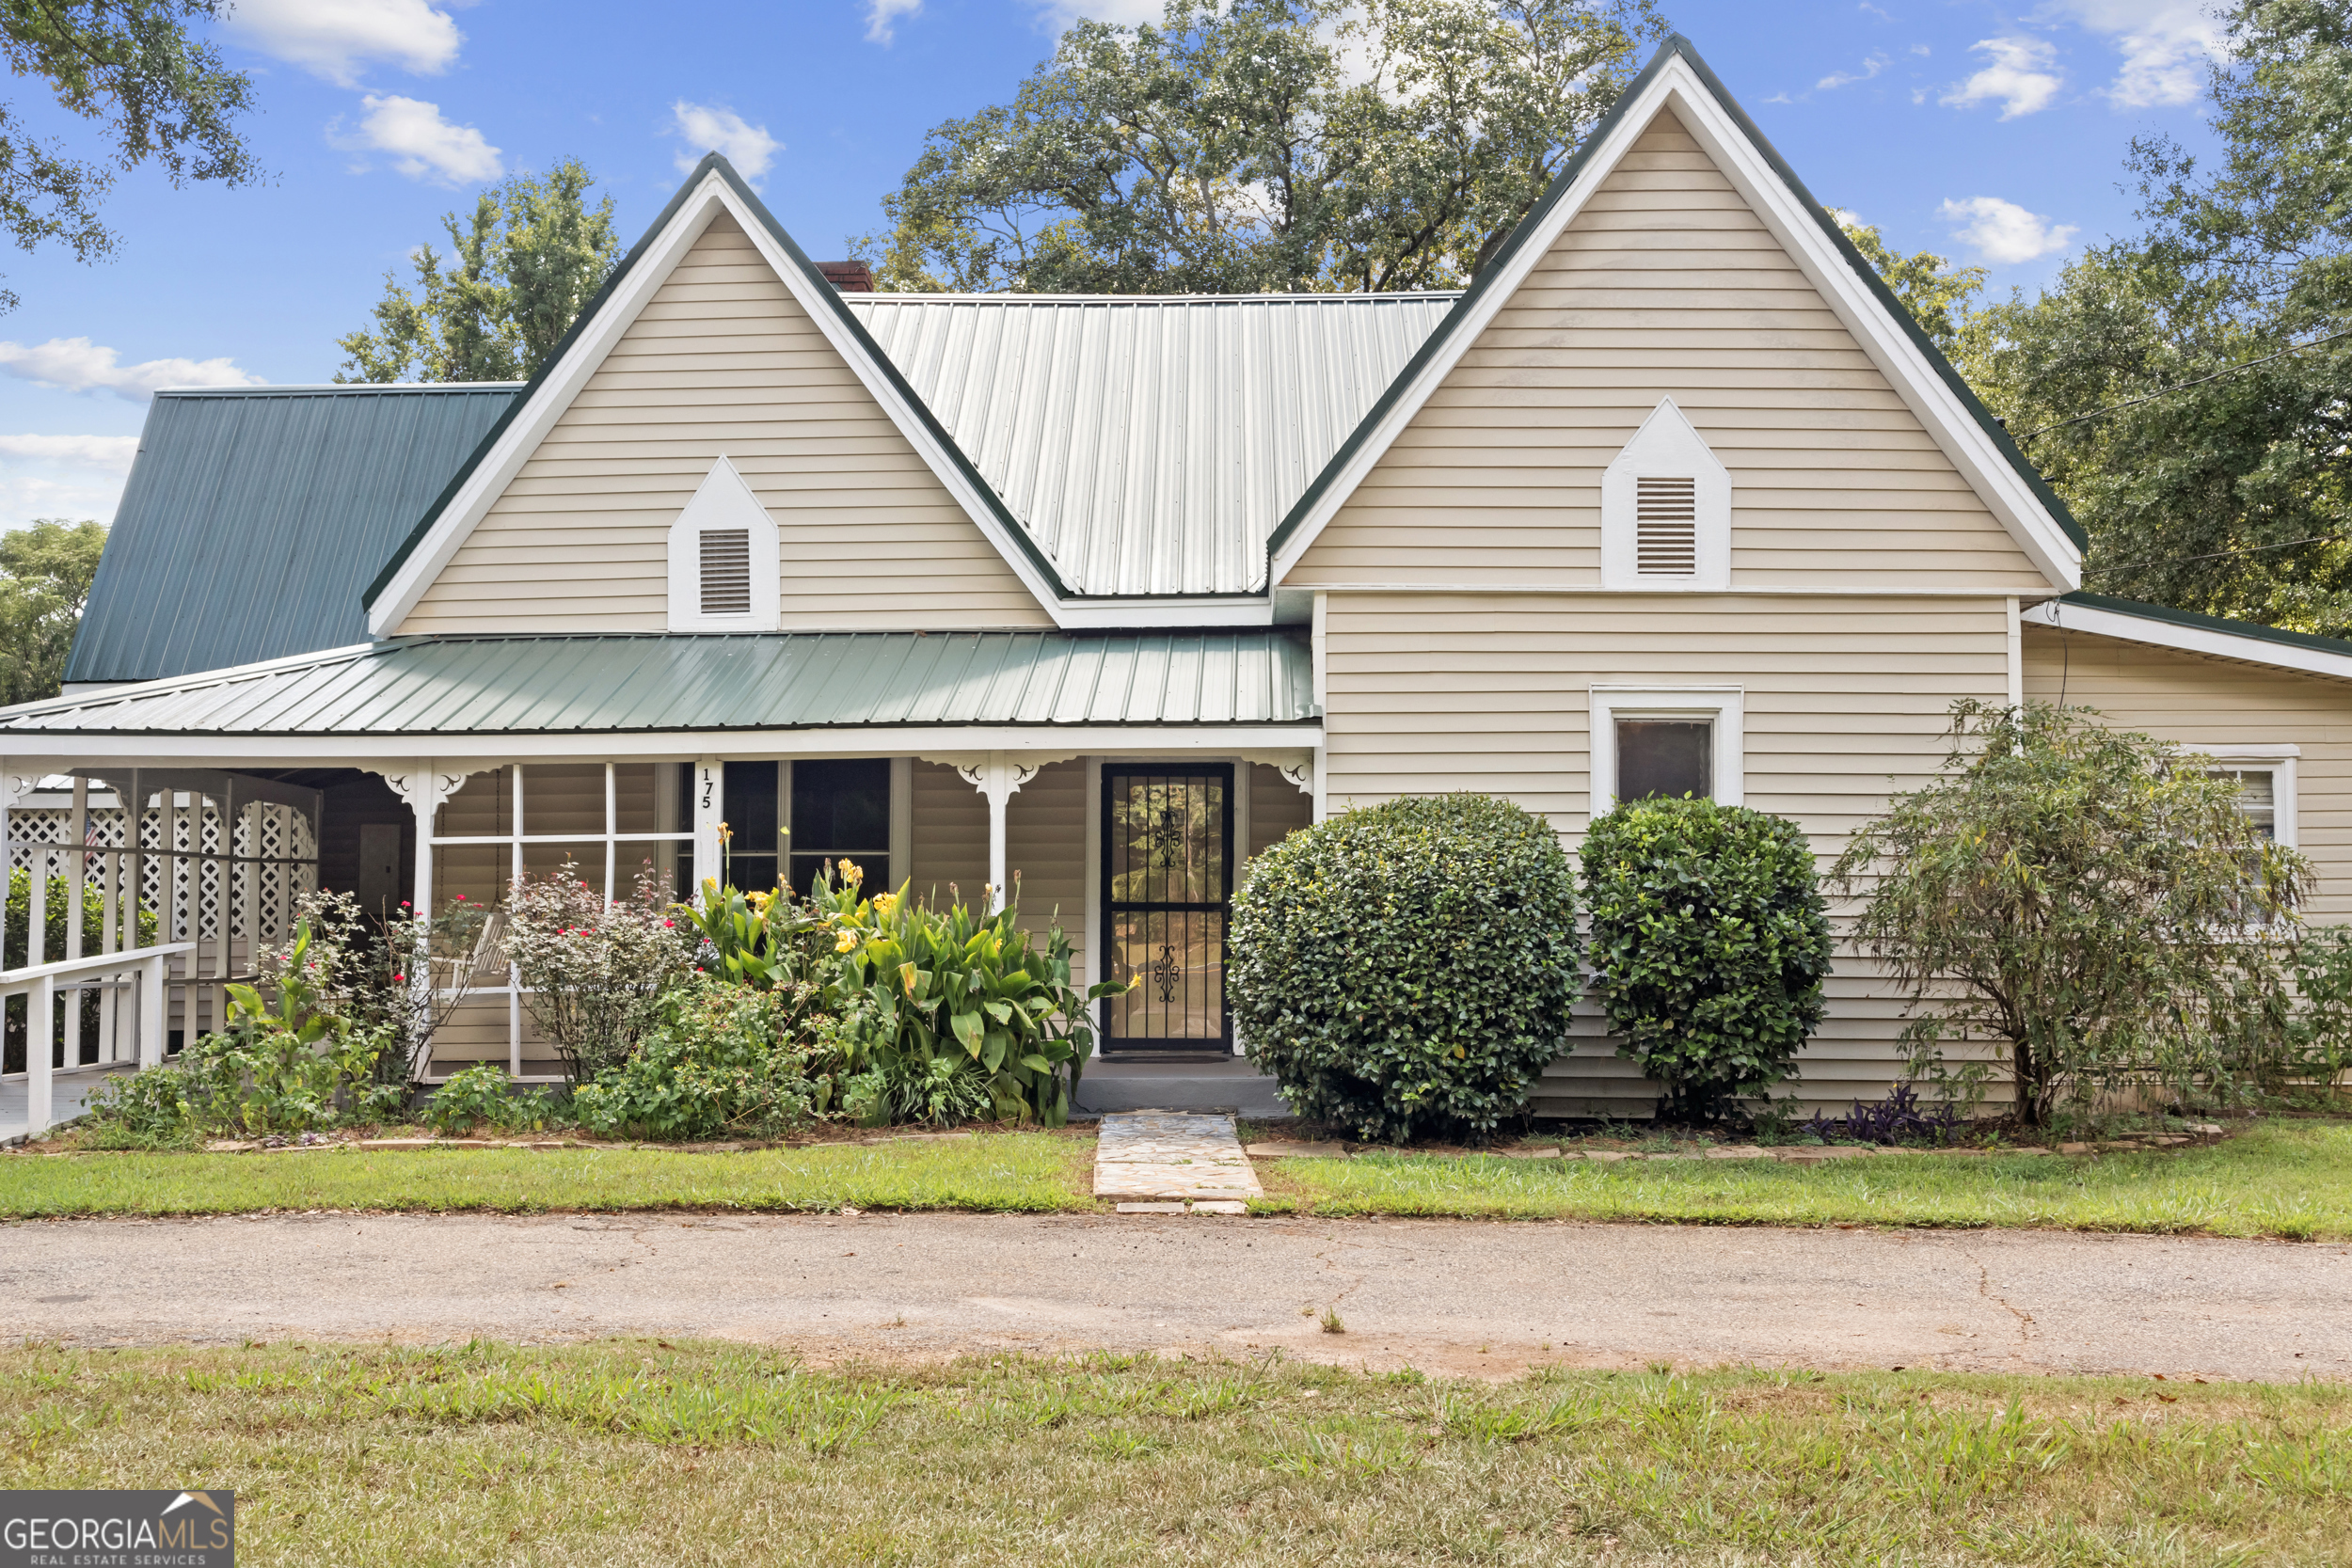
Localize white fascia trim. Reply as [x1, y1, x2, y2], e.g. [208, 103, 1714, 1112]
[2023, 600, 2352, 684]
[1588, 685, 1745, 817]
[364, 172, 1071, 635]
[1266, 55, 2082, 594]
[1055, 597, 1274, 628]
[0, 723, 1328, 767]
[1307, 583, 2040, 597]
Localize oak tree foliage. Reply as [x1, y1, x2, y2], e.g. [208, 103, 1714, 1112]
[0, 517, 107, 705]
[0, 0, 260, 311]
[866, 0, 1666, 294]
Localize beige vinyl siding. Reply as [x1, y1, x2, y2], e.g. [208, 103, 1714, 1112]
[401, 212, 1051, 635]
[2023, 626, 2352, 924]
[1248, 762, 1312, 856]
[1323, 591, 2010, 1114]
[905, 760, 1087, 974]
[1286, 109, 2047, 593]
[909, 761, 988, 903]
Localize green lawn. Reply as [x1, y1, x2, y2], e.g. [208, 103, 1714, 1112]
[7, 1121, 2348, 1241]
[4, 1341, 2344, 1565]
[0, 1132, 1097, 1218]
[1253, 1121, 2352, 1239]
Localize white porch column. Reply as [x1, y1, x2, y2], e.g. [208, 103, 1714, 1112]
[64, 777, 85, 1069]
[931, 752, 1071, 913]
[692, 756, 723, 900]
[380, 763, 464, 1078]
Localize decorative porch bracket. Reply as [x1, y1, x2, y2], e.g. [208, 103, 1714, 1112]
[922, 752, 1079, 912]
[1235, 751, 1315, 796]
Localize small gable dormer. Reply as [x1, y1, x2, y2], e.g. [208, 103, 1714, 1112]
[667, 456, 780, 631]
[1600, 398, 1728, 591]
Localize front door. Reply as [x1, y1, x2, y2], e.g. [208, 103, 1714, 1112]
[1101, 765, 1232, 1053]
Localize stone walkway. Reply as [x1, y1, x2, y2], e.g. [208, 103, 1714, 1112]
[1091, 1111, 1262, 1212]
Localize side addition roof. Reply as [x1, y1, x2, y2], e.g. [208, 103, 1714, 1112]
[1263, 33, 2087, 592]
[67, 383, 520, 685]
[2025, 592, 2352, 685]
[848, 292, 1454, 596]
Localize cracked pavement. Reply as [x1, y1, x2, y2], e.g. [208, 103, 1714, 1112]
[5, 1212, 2346, 1382]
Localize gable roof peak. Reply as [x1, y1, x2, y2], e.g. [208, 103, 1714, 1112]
[1263, 32, 2085, 593]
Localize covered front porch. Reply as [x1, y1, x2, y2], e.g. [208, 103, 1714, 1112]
[0, 629, 1320, 1129]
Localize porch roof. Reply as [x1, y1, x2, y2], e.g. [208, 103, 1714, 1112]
[0, 630, 1317, 737]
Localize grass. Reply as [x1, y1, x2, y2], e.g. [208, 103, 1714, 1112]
[1251, 1121, 2352, 1239]
[0, 1132, 1097, 1218]
[8, 1120, 2349, 1242]
[3, 1340, 2345, 1565]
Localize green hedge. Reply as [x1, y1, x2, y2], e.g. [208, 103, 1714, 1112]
[1228, 795, 1580, 1144]
[1581, 797, 1832, 1121]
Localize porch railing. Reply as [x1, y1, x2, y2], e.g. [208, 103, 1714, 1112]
[2, 942, 198, 1136]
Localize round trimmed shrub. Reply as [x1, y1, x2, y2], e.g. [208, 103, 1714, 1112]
[1229, 794, 1580, 1144]
[1580, 797, 1832, 1123]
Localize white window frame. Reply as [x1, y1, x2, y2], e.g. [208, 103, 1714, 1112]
[666, 455, 780, 632]
[1589, 686, 1744, 817]
[2196, 743, 2298, 849]
[1599, 397, 1731, 591]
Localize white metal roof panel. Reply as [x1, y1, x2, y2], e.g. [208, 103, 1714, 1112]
[846, 292, 1457, 596]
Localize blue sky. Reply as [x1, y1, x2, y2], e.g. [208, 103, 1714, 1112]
[0, 0, 2228, 531]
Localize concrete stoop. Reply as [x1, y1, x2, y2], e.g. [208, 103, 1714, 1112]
[1073, 1054, 1289, 1117]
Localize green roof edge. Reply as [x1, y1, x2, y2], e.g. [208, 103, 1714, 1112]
[1262, 32, 2088, 571]
[2058, 590, 2352, 661]
[361, 153, 1073, 614]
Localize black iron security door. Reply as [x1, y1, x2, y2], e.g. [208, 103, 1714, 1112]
[1102, 765, 1232, 1053]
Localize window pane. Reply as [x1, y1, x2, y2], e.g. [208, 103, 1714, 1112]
[613, 763, 691, 835]
[2211, 768, 2277, 840]
[616, 842, 693, 907]
[723, 760, 781, 891]
[431, 842, 504, 913]
[791, 758, 891, 853]
[1617, 720, 1711, 802]
[521, 841, 607, 898]
[434, 768, 511, 838]
[523, 763, 607, 837]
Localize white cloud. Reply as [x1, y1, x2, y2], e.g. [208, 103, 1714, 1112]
[1818, 54, 1888, 90]
[0, 436, 142, 529]
[1939, 195, 2079, 263]
[2040, 0, 2223, 108]
[336, 95, 502, 184]
[0, 339, 262, 401]
[670, 103, 783, 182]
[865, 0, 923, 43]
[1025, 0, 1166, 29]
[222, 0, 464, 87]
[1941, 36, 2066, 118]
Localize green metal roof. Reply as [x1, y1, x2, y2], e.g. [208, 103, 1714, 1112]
[6, 630, 1316, 736]
[2058, 592, 2352, 662]
[67, 384, 521, 685]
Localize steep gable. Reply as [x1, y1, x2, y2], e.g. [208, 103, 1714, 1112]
[1267, 38, 2081, 595]
[397, 212, 1051, 635]
[1283, 109, 2046, 591]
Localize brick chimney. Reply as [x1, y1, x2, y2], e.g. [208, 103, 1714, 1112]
[818, 261, 874, 293]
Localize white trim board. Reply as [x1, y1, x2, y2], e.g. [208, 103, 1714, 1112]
[2023, 600, 2352, 685]
[1264, 52, 2083, 594]
[1587, 686, 1745, 817]
[364, 170, 1070, 636]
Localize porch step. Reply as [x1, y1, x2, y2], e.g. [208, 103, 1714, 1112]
[1075, 1055, 1290, 1117]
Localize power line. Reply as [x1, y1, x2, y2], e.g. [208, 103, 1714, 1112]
[2013, 326, 2352, 441]
[2089, 531, 2352, 578]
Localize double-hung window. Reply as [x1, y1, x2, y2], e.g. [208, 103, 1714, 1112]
[1588, 688, 1745, 816]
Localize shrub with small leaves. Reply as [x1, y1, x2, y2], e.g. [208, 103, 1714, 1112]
[422, 1063, 555, 1135]
[572, 975, 827, 1141]
[1581, 796, 1832, 1123]
[1228, 794, 1581, 1145]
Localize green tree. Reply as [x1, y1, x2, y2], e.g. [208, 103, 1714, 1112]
[1835, 213, 1984, 357]
[337, 158, 620, 383]
[0, 0, 260, 312]
[1832, 701, 2310, 1125]
[0, 1, 260, 312]
[1953, 1, 2352, 634]
[0, 518, 106, 705]
[866, 0, 1665, 294]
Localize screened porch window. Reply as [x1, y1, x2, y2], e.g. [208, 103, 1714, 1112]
[789, 758, 891, 895]
[431, 763, 694, 912]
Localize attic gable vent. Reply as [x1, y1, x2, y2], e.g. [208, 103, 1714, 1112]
[666, 455, 780, 630]
[1634, 478, 1698, 575]
[1600, 398, 1731, 591]
[700, 530, 753, 614]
